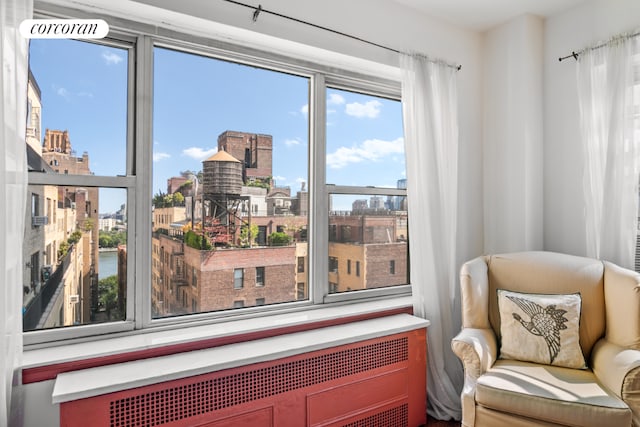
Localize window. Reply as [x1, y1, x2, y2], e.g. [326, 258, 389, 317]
[390, 260, 396, 274]
[233, 268, 244, 289]
[24, 36, 130, 333]
[329, 256, 338, 273]
[325, 88, 408, 294]
[256, 267, 265, 287]
[23, 7, 409, 345]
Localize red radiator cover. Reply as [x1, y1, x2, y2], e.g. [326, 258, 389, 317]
[60, 329, 427, 427]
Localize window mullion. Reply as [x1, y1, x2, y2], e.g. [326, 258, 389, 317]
[309, 74, 327, 304]
[135, 35, 154, 329]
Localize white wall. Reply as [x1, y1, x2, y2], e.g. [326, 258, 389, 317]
[543, 0, 640, 256]
[483, 14, 544, 253]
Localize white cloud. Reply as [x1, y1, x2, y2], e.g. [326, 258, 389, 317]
[327, 137, 404, 169]
[102, 51, 124, 65]
[56, 86, 69, 98]
[273, 175, 287, 184]
[327, 93, 346, 105]
[284, 138, 301, 147]
[153, 152, 171, 162]
[345, 100, 382, 119]
[77, 91, 94, 98]
[182, 147, 217, 160]
[300, 104, 309, 115]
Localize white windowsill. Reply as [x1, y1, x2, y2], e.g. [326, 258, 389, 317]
[52, 312, 429, 404]
[23, 296, 413, 371]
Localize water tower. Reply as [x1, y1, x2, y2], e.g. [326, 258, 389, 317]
[201, 150, 249, 246]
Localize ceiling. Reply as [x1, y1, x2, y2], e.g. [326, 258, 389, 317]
[391, 0, 587, 31]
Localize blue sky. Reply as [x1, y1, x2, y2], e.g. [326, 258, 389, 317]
[29, 39, 405, 213]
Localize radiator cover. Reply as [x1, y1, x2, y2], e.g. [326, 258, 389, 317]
[60, 329, 427, 427]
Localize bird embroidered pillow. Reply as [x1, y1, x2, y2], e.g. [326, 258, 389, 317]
[497, 290, 587, 369]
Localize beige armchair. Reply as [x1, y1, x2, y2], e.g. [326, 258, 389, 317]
[451, 251, 640, 427]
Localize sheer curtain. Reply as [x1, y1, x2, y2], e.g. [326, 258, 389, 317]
[1, 0, 31, 424]
[578, 32, 640, 269]
[400, 53, 462, 421]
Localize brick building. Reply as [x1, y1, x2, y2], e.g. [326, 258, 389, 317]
[217, 131, 272, 184]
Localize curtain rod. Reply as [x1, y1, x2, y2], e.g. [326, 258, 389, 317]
[558, 30, 640, 62]
[221, 0, 462, 70]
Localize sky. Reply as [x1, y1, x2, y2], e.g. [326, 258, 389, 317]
[29, 39, 406, 213]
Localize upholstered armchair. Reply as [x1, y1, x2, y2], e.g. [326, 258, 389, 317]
[451, 251, 640, 427]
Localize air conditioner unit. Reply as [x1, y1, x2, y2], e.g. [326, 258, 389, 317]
[69, 295, 79, 304]
[32, 216, 49, 227]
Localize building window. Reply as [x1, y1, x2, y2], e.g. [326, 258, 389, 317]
[233, 300, 244, 308]
[22, 5, 409, 345]
[256, 267, 265, 287]
[234, 268, 244, 289]
[297, 282, 306, 300]
[329, 257, 338, 273]
[390, 260, 396, 274]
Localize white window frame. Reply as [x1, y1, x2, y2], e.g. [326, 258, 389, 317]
[24, 3, 409, 347]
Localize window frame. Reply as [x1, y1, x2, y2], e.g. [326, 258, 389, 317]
[24, 3, 410, 347]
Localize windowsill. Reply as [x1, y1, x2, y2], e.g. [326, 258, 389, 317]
[22, 296, 414, 382]
[51, 311, 429, 404]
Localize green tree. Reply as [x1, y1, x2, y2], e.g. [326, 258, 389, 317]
[269, 231, 291, 246]
[98, 275, 119, 320]
[184, 230, 212, 250]
[173, 191, 185, 206]
[58, 240, 70, 261]
[153, 190, 167, 208]
[68, 230, 82, 244]
[240, 224, 259, 247]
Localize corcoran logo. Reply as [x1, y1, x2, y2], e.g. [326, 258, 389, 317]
[20, 19, 109, 39]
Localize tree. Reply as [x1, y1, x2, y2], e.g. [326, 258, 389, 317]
[58, 241, 70, 261]
[240, 223, 259, 247]
[98, 275, 119, 320]
[68, 230, 82, 244]
[173, 191, 185, 206]
[153, 190, 167, 208]
[185, 230, 212, 250]
[269, 231, 291, 246]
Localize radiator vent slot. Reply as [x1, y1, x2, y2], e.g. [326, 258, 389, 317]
[343, 403, 408, 427]
[109, 337, 408, 427]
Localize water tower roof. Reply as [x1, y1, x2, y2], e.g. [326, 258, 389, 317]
[204, 150, 241, 163]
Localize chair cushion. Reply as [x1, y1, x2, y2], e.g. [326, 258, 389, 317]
[487, 251, 605, 360]
[476, 360, 631, 427]
[497, 290, 586, 369]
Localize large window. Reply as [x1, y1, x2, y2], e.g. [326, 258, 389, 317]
[24, 37, 130, 333]
[23, 9, 408, 344]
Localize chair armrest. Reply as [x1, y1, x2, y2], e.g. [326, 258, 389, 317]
[451, 328, 498, 379]
[452, 328, 497, 427]
[592, 338, 640, 426]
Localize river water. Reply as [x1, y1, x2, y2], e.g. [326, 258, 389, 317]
[98, 250, 118, 279]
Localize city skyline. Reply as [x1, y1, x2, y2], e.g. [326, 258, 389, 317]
[29, 39, 406, 214]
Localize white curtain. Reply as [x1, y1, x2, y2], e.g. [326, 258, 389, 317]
[1, 0, 31, 424]
[400, 53, 462, 421]
[578, 32, 640, 269]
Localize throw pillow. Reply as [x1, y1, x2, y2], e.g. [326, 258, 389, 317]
[497, 289, 587, 369]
